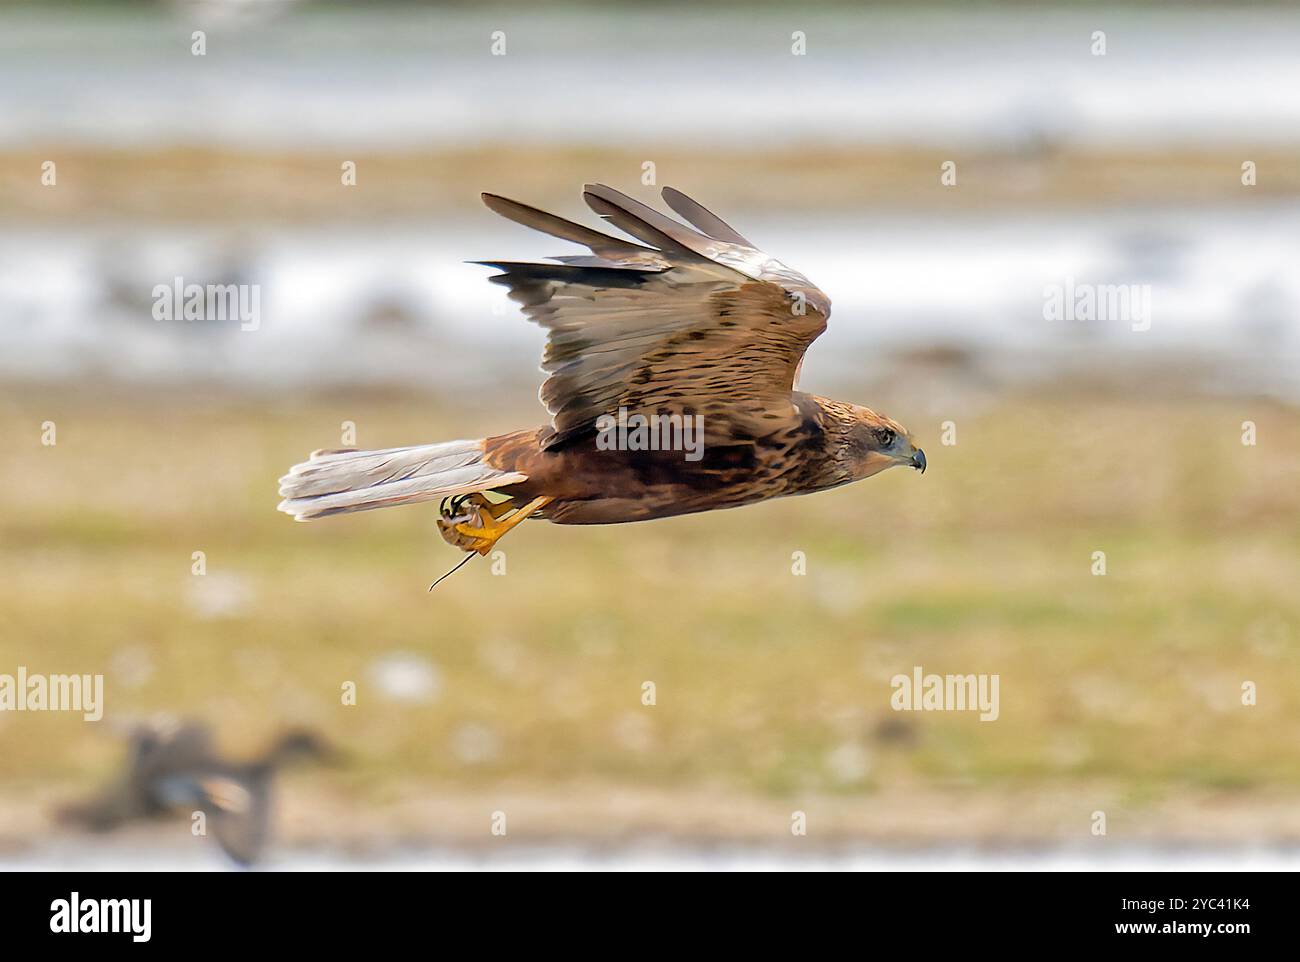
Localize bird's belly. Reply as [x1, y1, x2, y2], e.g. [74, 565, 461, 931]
[542, 484, 783, 525]
[495, 429, 810, 525]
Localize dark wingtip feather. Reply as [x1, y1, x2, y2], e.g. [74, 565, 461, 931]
[479, 191, 661, 260]
[470, 260, 659, 288]
[661, 186, 755, 247]
[580, 183, 719, 260]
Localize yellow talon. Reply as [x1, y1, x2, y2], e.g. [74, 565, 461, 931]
[438, 494, 552, 556]
[462, 492, 515, 521]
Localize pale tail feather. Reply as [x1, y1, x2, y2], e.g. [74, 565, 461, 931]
[276, 439, 527, 521]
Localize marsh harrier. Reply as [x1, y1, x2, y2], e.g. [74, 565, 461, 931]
[278, 185, 925, 554]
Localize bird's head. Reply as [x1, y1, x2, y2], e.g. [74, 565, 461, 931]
[819, 399, 926, 483]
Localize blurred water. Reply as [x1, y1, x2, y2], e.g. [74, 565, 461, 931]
[5, 4, 1297, 396]
[4, 839, 1297, 871]
[1, 5, 1299, 149]
[4, 205, 1298, 396]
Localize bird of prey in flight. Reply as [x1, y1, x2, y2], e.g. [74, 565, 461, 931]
[278, 184, 926, 555]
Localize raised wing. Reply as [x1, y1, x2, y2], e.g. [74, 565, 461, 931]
[129, 717, 216, 778]
[477, 184, 831, 449]
[202, 774, 271, 867]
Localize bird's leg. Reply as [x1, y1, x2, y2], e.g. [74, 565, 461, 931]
[437, 493, 508, 553]
[455, 495, 553, 556]
[437, 494, 552, 556]
[448, 492, 514, 521]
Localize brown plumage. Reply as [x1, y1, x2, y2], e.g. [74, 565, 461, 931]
[278, 184, 925, 553]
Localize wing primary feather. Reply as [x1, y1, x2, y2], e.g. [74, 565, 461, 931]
[480, 193, 661, 262]
[581, 183, 719, 261]
[660, 186, 755, 247]
[470, 261, 661, 288]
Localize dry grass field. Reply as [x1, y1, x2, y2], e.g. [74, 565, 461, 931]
[2, 383, 1298, 852]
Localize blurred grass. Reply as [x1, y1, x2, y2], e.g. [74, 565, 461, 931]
[5, 144, 1299, 225]
[1, 386, 1298, 834]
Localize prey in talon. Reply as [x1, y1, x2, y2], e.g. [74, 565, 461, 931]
[436, 493, 553, 556]
[278, 183, 926, 560]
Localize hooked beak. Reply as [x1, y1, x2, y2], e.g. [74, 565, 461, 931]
[911, 449, 927, 474]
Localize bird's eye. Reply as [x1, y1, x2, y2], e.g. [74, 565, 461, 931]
[874, 429, 896, 447]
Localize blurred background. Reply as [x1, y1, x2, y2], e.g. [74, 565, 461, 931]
[2, 0, 1298, 868]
